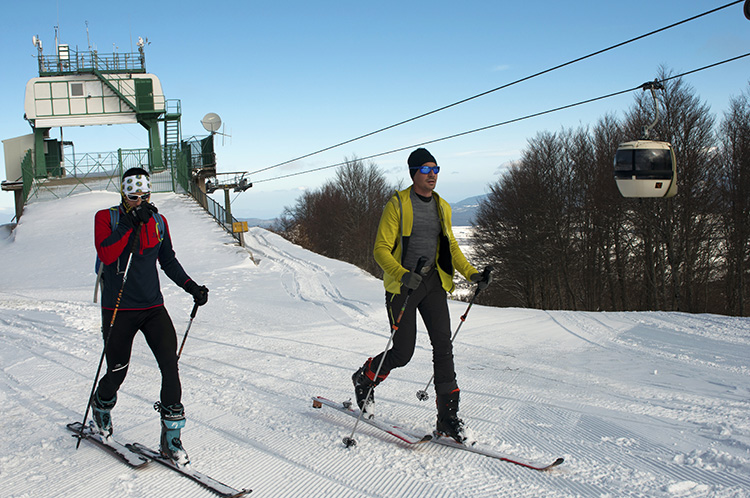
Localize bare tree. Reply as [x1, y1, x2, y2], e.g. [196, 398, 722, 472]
[274, 158, 394, 277]
[472, 68, 725, 313]
[621, 68, 718, 312]
[334, 157, 394, 276]
[591, 114, 630, 309]
[717, 85, 750, 315]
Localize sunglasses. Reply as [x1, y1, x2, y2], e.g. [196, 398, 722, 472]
[412, 165, 440, 174]
[126, 193, 151, 201]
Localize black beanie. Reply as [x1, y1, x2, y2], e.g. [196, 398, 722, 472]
[408, 148, 437, 177]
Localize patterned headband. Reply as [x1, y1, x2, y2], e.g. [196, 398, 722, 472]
[121, 174, 152, 195]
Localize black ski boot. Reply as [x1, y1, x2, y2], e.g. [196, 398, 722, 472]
[90, 391, 116, 438]
[352, 358, 386, 419]
[155, 402, 190, 466]
[435, 384, 467, 444]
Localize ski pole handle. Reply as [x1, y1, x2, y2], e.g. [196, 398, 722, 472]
[415, 257, 427, 274]
[481, 265, 493, 279]
[410, 257, 427, 293]
[474, 265, 494, 295]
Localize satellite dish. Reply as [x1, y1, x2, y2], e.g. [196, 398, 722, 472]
[32, 35, 37, 46]
[201, 113, 222, 133]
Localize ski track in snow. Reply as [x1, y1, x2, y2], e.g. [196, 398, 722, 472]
[1, 191, 750, 497]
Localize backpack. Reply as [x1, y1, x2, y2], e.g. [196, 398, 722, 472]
[93, 207, 165, 302]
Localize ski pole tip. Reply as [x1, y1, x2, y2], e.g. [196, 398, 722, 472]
[342, 437, 357, 448]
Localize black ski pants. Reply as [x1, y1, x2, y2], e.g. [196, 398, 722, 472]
[96, 306, 181, 407]
[370, 268, 457, 390]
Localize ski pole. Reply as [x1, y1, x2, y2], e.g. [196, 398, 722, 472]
[177, 302, 200, 361]
[76, 223, 142, 448]
[415, 265, 493, 402]
[343, 256, 427, 448]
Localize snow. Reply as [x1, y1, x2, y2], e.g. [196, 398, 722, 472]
[2, 191, 750, 497]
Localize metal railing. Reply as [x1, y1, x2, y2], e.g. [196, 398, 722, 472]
[23, 149, 152, 202]
[19, 137, 241, 244]
[188, 185, 243, 244]
[38, 50, 146, 76]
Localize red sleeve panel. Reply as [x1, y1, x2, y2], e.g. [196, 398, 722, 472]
[95, 208, 133, 265]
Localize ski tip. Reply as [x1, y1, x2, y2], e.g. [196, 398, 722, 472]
[312, 398, 323, 409]
[229, 489, 253, 498]
[543, 457, 565, 471]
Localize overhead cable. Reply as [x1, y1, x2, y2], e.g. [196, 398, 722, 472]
[252, 52, 750, 184]
[248, 1, 744, 177]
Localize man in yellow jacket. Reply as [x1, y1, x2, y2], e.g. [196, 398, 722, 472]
[352, 148, 491, 443]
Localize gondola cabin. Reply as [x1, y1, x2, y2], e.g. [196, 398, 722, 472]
[614, 140, 677, 198]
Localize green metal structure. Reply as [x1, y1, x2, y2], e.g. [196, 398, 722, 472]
[2, 38, 248, 245]
[5, 42, 214, 210]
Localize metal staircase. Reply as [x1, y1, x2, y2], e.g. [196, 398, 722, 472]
[90, 69, 138, 112]
[162, 100, 182, 172]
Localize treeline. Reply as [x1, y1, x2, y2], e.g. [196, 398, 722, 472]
[472, 69, 750, 315]
[273, 158, 397, 278]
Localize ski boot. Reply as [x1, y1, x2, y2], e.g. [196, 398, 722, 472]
[90, 391, 116, 438]
[155, 402, 190, 466]
[352, 358, 387, 419]
[435, 384, 467, 444]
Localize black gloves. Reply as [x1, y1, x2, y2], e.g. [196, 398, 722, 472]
[118, 202, 158, 230]
[470, 268, 493, 291]
[129, 204, 153, 225]
[401, 271, 423, 290]
[185, 280, 209, 306]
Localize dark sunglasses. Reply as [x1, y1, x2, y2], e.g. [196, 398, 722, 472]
[126, 193, 150, 201]
[411, 165, 440, 174]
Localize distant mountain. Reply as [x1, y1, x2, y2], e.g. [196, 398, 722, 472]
[240, 217, 277, 228]
[450, 194, 486, 226]
[238, 195, 485, 229]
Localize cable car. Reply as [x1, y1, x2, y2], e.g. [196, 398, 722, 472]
[614, 140, 677, 198]
[614, 79, 677, 198]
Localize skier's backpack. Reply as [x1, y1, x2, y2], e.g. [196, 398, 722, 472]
[93, 207, 165, 302]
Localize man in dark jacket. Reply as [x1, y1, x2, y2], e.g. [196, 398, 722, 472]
[91, 167, 208, 466]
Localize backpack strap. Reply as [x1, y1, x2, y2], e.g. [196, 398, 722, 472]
[152, 212, 166, 242]
[93, 207, 122, 303]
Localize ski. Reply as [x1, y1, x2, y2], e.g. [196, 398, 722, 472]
[127, 442, 251, 497]
[312, 396, 432, 445]
[428, 433, 564, 472]
[311, 396, 562, 471]
[67, 421, 150, 468]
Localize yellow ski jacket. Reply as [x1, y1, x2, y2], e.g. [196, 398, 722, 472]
[373, 186, 478, 294]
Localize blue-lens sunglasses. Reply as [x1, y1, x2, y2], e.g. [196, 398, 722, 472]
[411, 165, 440, 174]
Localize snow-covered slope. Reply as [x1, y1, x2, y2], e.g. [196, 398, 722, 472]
[2, 191, 750, 497]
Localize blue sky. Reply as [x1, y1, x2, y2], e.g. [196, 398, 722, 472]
[1, 1, 749, 220]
